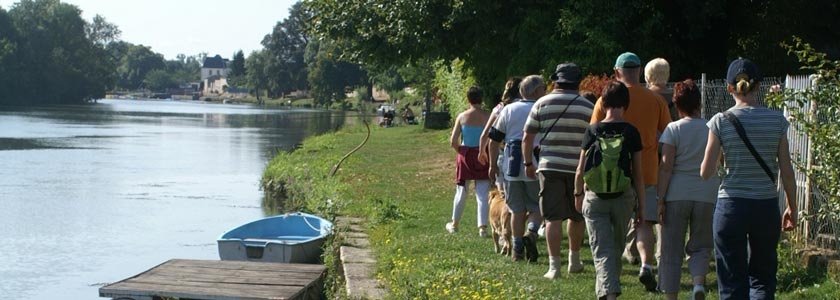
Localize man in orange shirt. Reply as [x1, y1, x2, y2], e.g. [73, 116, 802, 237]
[590, 52, 671, 292]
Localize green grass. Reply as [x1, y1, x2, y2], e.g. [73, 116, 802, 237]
[262, 124, 839, 300]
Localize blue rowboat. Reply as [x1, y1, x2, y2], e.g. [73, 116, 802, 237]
[218, 212, 333, 264]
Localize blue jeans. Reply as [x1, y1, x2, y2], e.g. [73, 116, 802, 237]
[713, 197, 781, 300]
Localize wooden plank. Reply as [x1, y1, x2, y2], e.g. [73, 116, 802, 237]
[165, 259, 325, 274]
[100, 259, 324, 300]
[101, 281, 305, 300]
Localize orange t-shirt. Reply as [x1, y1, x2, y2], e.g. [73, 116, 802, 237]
[590, 84, 670, 185]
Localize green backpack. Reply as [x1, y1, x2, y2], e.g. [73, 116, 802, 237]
[583, 130, 632, 196]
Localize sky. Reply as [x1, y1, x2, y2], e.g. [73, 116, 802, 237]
[2, 0, 299, 60]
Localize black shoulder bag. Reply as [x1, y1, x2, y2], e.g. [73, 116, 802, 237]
[534, 95, 580, 161]
[722, 111, 776, 184]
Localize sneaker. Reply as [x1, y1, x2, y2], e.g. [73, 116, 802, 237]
[623, 249, 640, 265]
[638, 267, 657, 292]
[543, 268, 559, 279]
[445, 222, 457, 233]
[567, 262, 584, 274]
[692, 285, 706, 300]
[523, 232, 539, 263]
[478, 227, 488, 238]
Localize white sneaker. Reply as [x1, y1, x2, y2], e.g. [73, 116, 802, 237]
[543, 268, 559, 279]
[445, 222, 457, 233]
[478, 227, 488, 238]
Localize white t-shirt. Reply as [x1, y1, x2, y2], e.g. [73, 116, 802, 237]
[493, 99, 538, 182]
[659, 117, 719, 203]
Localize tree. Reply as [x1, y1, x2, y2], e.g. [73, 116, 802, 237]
[306, 0, 840, 95]
[245, 50, 269, 102]
[114, 43, 166, 90]
[227, 50, 246, 87]
[0, 7, 20, 102]
[86, 14, 121, 47]
[143, 69, 178, 92]
[7, 0, 115, 104]
[262, 2, 311, 97]
[306, 39, 367, 107]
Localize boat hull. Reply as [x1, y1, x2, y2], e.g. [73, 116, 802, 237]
[217, 212, 332, 264]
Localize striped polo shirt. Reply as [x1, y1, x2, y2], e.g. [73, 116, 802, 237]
[708, 106, 789, 199]
[524, 92, 594, 173]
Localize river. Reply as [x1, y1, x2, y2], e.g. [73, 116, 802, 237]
[0, 99, 348, 300]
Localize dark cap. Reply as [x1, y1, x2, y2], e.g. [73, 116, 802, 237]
[615, 52, 641, 68]
[550, 63, 582, 84]
[726, 58, 761, 85]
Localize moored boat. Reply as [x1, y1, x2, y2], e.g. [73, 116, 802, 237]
[217, 212, 333, 263]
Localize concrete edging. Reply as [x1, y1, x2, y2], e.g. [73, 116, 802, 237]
[336, 217, 385, 300]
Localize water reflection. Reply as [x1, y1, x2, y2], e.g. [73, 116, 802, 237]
[0, 99, 345, 299]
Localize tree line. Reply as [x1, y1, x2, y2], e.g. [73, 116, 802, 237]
[304, 0, 839, 109]
[2, 0, 838, 107]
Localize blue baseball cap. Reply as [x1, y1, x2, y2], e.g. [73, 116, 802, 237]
[615, 52, 641, 68]
[726, 58, 761, 85]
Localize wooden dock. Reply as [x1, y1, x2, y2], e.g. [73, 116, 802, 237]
[99, 259, 325, 300]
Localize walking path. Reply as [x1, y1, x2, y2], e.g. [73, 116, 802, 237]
[336, 216, 385, 299]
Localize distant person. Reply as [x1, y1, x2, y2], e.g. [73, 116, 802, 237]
[645, 58, 679, 121]
[700, 58, 798, 300]
[522, 63, 593, 278]
[575, 81, 645, 300]
[446, 87, 492, 237]
[590, 52, 671, 292]
[402, 106, 416, 125]
[656, 80, 718, 300]
[489, 75, 545, 262]
[480, 77, 523, 190]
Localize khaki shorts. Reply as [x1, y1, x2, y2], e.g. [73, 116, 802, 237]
[538, 171, 583, 222]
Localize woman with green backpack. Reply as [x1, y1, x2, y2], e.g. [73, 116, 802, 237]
[574, 81, 645, 300]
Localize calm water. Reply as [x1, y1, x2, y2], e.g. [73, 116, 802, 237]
[0, 99, 346, 299]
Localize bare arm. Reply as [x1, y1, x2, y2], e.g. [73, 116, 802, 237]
[778, 134, 798, 230]
[522, 131, 537, 179]
[574, 149, 586, 212]
[488, 140, 501, 185]
[449, 114, 462, 152]
[657, 143, 676, 224]
[700, 130, 721, 180]
[478, 114, 498, 164]
[632, 151, 645, 222]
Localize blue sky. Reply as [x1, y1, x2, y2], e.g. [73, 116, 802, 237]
[2, 0, 298, 60]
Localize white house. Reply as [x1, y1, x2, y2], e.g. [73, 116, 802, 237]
[201, 55, 231, 95]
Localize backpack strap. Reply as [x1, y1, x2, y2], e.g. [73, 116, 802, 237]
[539, 95, 580, 145]
[722, 111, 776, 184]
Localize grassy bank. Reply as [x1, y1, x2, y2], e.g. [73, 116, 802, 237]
[262, 123, 838, 299]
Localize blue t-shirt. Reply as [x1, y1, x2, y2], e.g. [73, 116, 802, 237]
[707, 106, 789, 199]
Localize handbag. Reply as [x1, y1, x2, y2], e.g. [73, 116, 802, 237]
[534, 95, 580, 161]
[722, 111, 776, 184]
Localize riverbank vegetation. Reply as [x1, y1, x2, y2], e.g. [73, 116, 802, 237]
[261, 124, 839, 299]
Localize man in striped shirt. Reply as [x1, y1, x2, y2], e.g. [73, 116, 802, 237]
[522, 63, 594, 279]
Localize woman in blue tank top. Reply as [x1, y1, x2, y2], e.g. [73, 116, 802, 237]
[446, 86, 492, 237]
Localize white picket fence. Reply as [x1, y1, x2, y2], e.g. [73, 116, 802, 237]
[699, 74, 838, 250]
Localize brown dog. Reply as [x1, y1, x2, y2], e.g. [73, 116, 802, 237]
[488, 189, 512, 255]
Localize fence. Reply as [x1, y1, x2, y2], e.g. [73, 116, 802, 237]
[699, 74, 839, 250]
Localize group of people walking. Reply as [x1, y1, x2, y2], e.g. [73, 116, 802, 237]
[444, 51, 798, 300]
